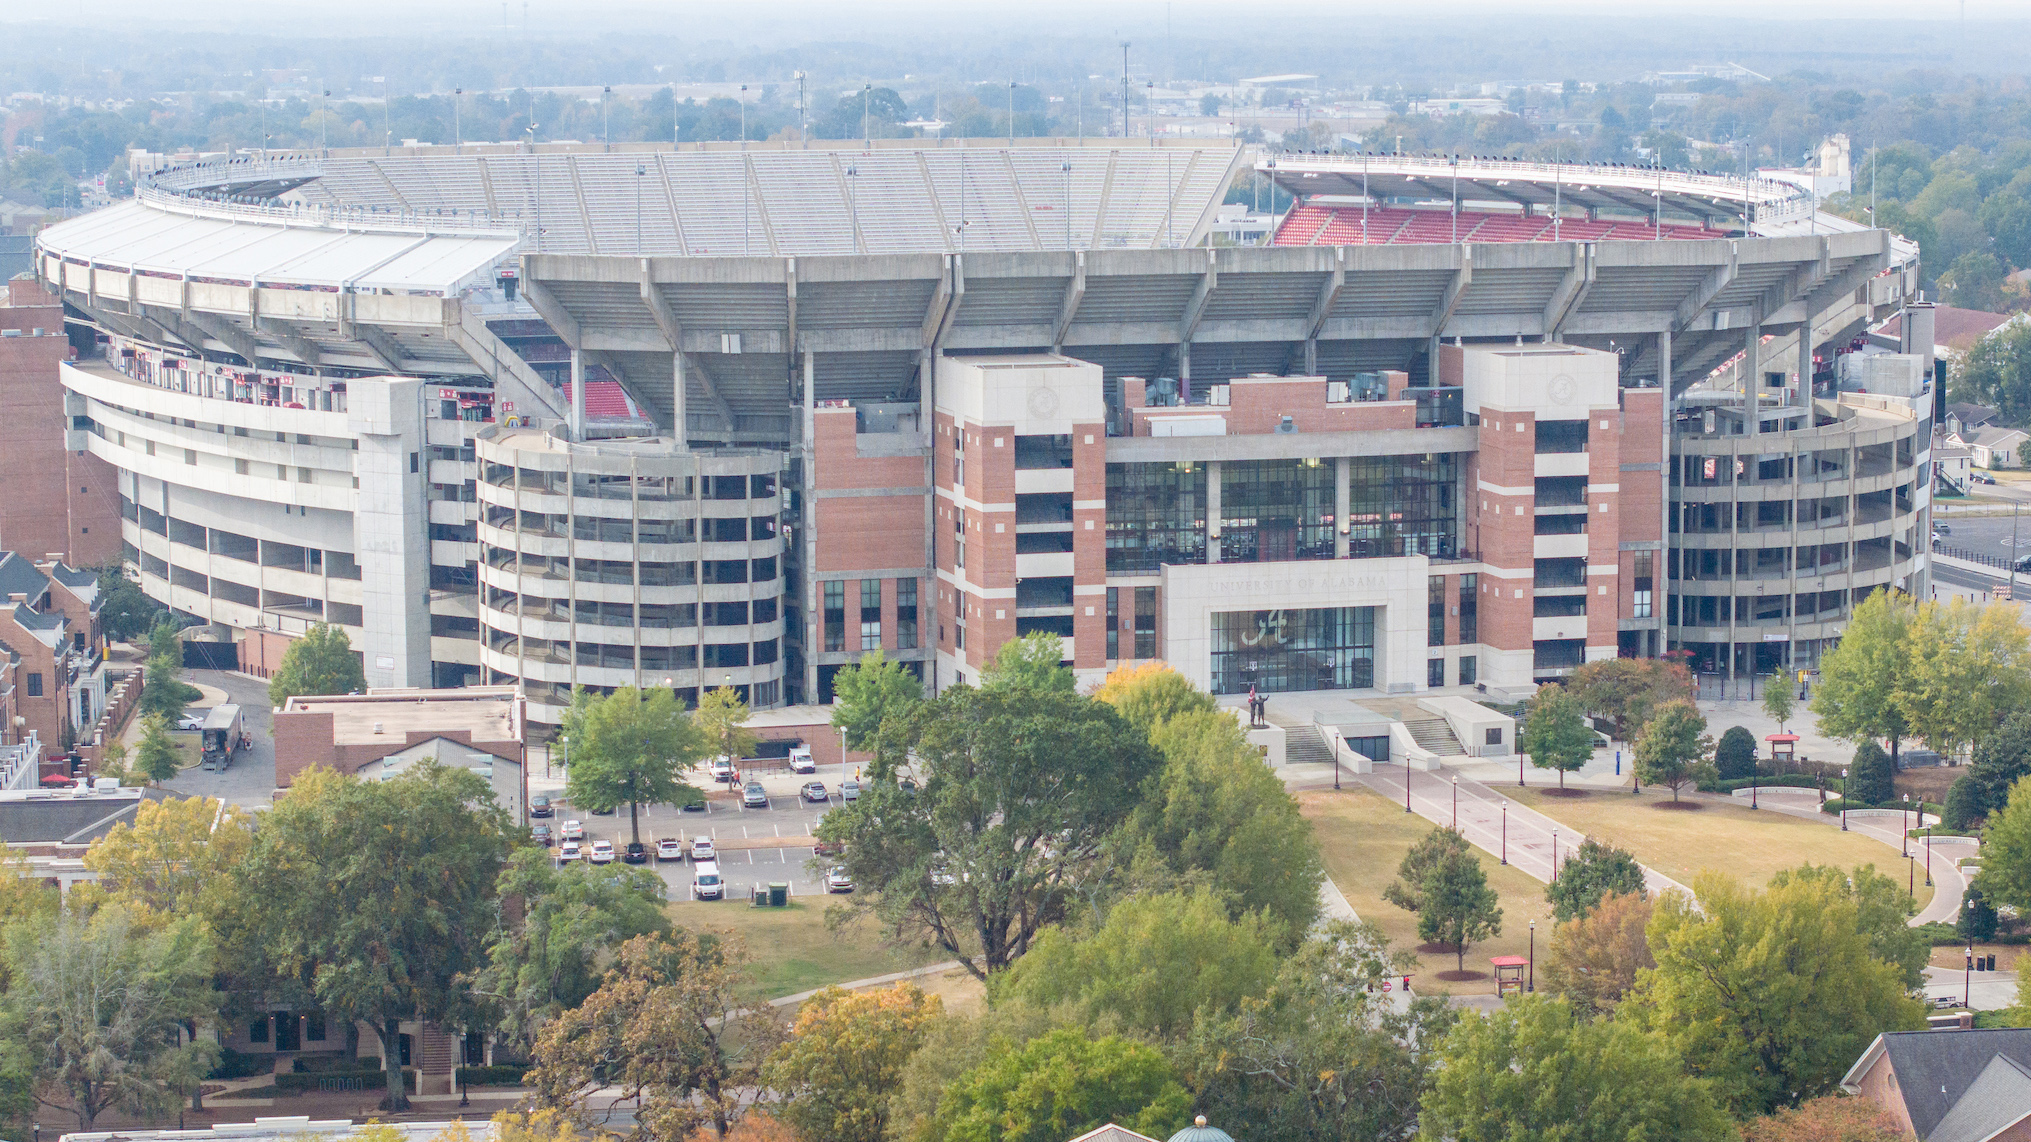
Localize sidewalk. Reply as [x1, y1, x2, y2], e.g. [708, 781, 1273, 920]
[1746, 787, 1971, 925]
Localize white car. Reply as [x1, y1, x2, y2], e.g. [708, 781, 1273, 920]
[559, 819, 585, 841]
[557, 841, 584, 863]
[824, 867, 854, 893]
[587, 840, 616, 864]
[841, 780, 861, 802]
[656, 837, 685, 862]
[689, 836, 716, 862]
[173, 711, 208, 732]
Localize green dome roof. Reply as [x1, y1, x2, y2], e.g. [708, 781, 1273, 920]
[1167, 1118, 1235, 1142]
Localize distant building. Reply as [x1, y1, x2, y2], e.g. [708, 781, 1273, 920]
[271, 685, 526, 820]
[0, 275, 120, 566]
[1842, 1026, 2031, 1140]
[0, 551, 107, 762]
[65, 1117, 495, 1142]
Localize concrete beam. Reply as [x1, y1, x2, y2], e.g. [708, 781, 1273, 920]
[1541, 243, 1594, 341]
[1177, 249, 1219, 343]
[1050, 250, 1086, 353]
[256, 318, 324, 367]
[1671, 246, 1739, 333]
[1430, 248, 1473, 339]
[356, 325, 412, 375]
[519, 275, 583, 347]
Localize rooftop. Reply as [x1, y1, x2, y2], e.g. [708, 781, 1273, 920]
[280, 685, 522, 746]
[62, 1119, 499, 1142]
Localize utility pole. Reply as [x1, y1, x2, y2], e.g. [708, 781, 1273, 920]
[1008, 80, 1015, 143]
[795, 71, 806, 144]
[863, 84, 872, 146]
[453, 88, 462, 151]
[1121, 42, 1131, 139]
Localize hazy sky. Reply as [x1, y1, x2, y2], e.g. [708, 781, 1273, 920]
[1, 0, 2024, 34]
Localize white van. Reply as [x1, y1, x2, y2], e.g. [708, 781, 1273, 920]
[788, 745, 816, 774]
[692, 860, 724, 900]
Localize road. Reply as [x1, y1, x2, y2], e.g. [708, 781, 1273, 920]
[160, 669, 280, 808]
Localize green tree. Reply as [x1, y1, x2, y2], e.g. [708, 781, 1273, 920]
[1421, 845, 1502, 972]
[1763, 673, 1797, 733]
[1975, 776, 2031, 912]
[1109, 706, 1324, 940]
[1419, 995, 1733, 1142]
[1560, 657, 1695, 742]
[94, 564, 163, 642]
[1944, 773, 1982, 830]
[828, 648, 922, 753]
[1955, 319, 2031, 424]
[817, 684, 1161, 979]
[979, 631, 1074, 694]
[1183, 920, 1454, 1142]
[5, 906, 220, 1130]
[83, 795, 254, 923]
[138, 622, 198, 722]
[467, 846, 671, 1049]
[1626, 871, 1927, 1116]
[1520, 683, 1594, 790]
[1813, 590, 1915, 767]
[1545, 838, 1646, 922]
[1382, 826, 1472, 918]
[133, 714, 181, 785]
[1848, 740, 1895, 806]
[933, 1028, 1191, 1142]
[1960, 887, 1999, 941]
[266, 621, 366, 705]
[694, 684, 756, 765]
[228, 764, 510, 1110]
[1715, 724, 1760, 781]
[763, 983, 942, 1142]
[1967, 709, 2031, 818]
[1091, 661, 1216, 736]
[1634, 699, 1713, 803]
[888, 1004, 1061, 1142]
[996, 889, 1280, 1039]
[1770, 864, 1929, 989]
[1893, 598, 2031, 762]
[1941, 250, 2008, 311]
[563, 686, 708, 848]
[1541, 890, 1653, 1015]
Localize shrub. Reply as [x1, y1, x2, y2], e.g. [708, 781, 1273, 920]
[1849, 741, 1895, 805]
[208, 1047, 274, 1080]
[275, 1068, 415, 1094]
[457, 1064, 532, 1086]
[1944, 774, 1982, 831]
[1961, 888, 2000, 942]
[1714, 726, 1758, 781]
[1697, 774, 1821, 794]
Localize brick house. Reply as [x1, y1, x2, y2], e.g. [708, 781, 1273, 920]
[0, 551, 106, 765]
[1842, 1026, 2031, 1140]
[271, 686, 525, 822]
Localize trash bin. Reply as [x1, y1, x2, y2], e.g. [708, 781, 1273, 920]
[1989, 954, 1999, 972]
[768, 882, 788, 907]
[750, 885, 766, 907]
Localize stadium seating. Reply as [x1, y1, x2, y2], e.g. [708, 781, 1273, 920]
[1271, 203, 1733, 247]
[562, 378, 642, 420]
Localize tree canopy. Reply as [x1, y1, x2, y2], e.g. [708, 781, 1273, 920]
[1559, 657, 1695, 742]
[1091, 661, 1217, 736]
[933, 1028, 1191, 1142]
[1520, 683, 1595, 790]
[828, 649, 923, 752]
[1634, 700, 1713, 802]
[563, 687, 709, 847]
[1545, 838, 1647, 922]
[1975, 775, 2031, 913]
[1384, 827, 1499, 971]
[763, 983, 942, 1142]
[1848, 740, 1895, 806]
[1540, 890, 1653, 1015]
[83, 795, 254, 922]
[1967, 709, 2031, 818]
[1715, 725, 1759, 781]
[979, 631, 1075, 694]
[266, 621, 366, 706]
[1813, 590, 1916, 761]
[1419, 995, 1734, 1142]
[1892, 597, 2031, 761]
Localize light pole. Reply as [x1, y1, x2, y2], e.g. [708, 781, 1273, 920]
[1332, 734, 1341, 791]
[1751, 762, 1759, 809]
[1008, 80, 1015, 143]
[527, 122, 542, 250]
[1404, 759, 1412, 814]
[1451, 775, 1458, 829]
[740, 84, 749, 149]
[1841, 767, 1849, 830]
[603, 85, 611, 151]
[635, 162, 645, 251]
[1501, 801, 1508, 864]
[1926, 831, 1934, 887]
[1527, 920, 1536, 992]
[453, 88, 462, 151]
[1062, 159, 1072, 248]
[846, 163, 858, 251]
[1551, 828, 1559, 877]
[1967, 945, 1975, 1007]
[1519, 748, 1525, 787]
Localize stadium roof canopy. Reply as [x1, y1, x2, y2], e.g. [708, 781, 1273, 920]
[171, 140, 1246, 259]
[1262, 153, 1818, 231]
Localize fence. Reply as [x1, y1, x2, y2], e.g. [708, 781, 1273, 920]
[1934, 542, 2018, 575]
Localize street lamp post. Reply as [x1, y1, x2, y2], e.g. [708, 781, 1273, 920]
[602, 85, 611, 151]
[1841, 767, 1850, 830]
[1967, 945, 1975, 1007]
[1452, 775, 1458, 829]
[1926, 832, 1934, 887]
[453, 88, 462, 151]
[1404, 760, 1412, 814]
[1501, 802, 1508, 864]
[1518, 749, 1525, 788]
[1750, 762, 1759, 809]
[1527, 920, 1536, 992]
[635, 162, 645, 252]
[1332, 734, 1342, 791]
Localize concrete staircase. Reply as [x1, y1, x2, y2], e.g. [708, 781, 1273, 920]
[1402, 715, 1467, 758]
[1263, 707, 1336, 766]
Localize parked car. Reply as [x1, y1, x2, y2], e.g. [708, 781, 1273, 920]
[801, 781, 829, 803]
[679, 792, 707, 812]
[742, 783, 769, 809]
[531, 823, 554, 847]
[557, 841, 584, 863]
[815, 837, 844, 859]
[825, 868, 855, 893]
[1975, 472, 1998, 484]
[588, 840, 616, 865]
[841, 780, 861, 803]
[560, 819, 585, 841]
[530, 793, 553, 818]
[173, 711, 208, 732]
[1935, 522, 1952, 535]
[689, 836, 715, 862]
[788, 746, 816, 774]
[692, 860, 724, 900]
[709, 758, 738, 782]
[622, 841, 648, 864]
[656, 837, 685, 862]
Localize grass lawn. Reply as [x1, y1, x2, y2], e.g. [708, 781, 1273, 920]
[1511, 787, 1935, 913]
[667, 898, 953, 1001]
[1299, 787, 1556, 996]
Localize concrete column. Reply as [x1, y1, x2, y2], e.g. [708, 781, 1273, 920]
[569, 348, 586, 441]
[1658, 329, 1672, 657]
[348, 378, 430, 689]
[1796, 322, 1813, 404]
[672, 351, 689, 443]
[1205, 460, 1222, 564]
[1743, 325, 1761, 440]
[1178, 343, 1192, 404]
[1304, 338, 1318, 377]
[1334, 456, 1351, 559]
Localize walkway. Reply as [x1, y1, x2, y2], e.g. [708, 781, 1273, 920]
[1354, 765, 1689, 897]
[1747, 787, 1972, 925]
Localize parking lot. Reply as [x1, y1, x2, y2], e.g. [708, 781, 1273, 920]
[535, 762, 858, 901]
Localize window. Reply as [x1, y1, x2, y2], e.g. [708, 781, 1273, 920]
[1014, 433, 1073, 470]
[703, 560, 749, 584]
[708, 602, 749, 627]
[1106, 587, 1120, 661]
[1211, 606, 1375, 694]
[304, 1012, 326, 1042]
[1133, 586, 1157, 660]
[860, 578, 883, 650]
[750, 557, 777, 582]
[1105, 464, 1205, 572]
[953, 428, 965, 487]
[753, 597, 778, 625]
[896, 578, 918, 650]
[823, 581, 845, 652]
[1534, 420, 1588, 454]
[410, 452, 419, 473]
[1458, 574, 1478, 643]
[1632, 551, 1654, 619]
[954, 508, 966, 570]
[25, 673, 42, 697]
[1459, 655, 1478, 686]
[1428, 659, 1445, 687]
[1221, 459, 1335, 562]
[250, 1017, 269, 1044]
[1346, 454, 1460, 558]
[1428, 576, 1446, 646]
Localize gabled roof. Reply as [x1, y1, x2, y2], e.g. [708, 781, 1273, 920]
[1845, 1028, 2031, 1139]
[1064, 1127, 1161, 1142]
[0, 552, 48, 607]
[1948, 402, 2000, 428]
[1927, 1053, 2031, 1142]
[1878, 305, 2015, 350]
[1969, 425, 2029, 449]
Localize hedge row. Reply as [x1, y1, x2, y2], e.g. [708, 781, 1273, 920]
[458, 1064, 532, 1086]
[1818, 798, 1945, 816]
[1913, 920, 2031, 947]
[275, 1068, 415, 1094]
[1697, 774, 1823, 794]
